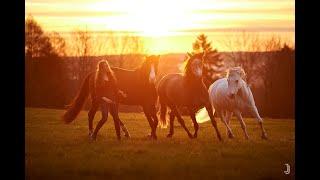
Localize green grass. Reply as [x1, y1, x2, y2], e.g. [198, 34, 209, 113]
[26, 108, 295, 180]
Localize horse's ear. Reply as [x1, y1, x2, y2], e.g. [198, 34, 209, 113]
[240, 68, 246, 80]
[187, 52, 193, 58]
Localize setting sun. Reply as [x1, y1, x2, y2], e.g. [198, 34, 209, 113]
[25, 0, 294, 54]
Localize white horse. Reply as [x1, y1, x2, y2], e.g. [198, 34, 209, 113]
[196, 67, 268, 140]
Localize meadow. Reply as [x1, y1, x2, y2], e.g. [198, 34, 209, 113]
[26, 108, 295, 180]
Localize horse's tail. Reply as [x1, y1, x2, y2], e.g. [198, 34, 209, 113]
[159, 100, 168, 128]
[62, 74, 91, 124]
[195, 106, 214, 123]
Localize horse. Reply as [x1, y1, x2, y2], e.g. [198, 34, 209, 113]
[89, 55, 160, 140]
[62, 60, 127, 140]
[157, 52, 222, 141]
[196, 67, 268, 140]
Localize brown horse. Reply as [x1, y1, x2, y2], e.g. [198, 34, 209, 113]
[157, 52, 222, 141]
[62, 60, 127, 140]
[89, 55, 160, 139]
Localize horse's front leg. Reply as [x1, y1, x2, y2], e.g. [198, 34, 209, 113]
[234, 111, 249, 140]
[225, 111, 233, 138]
[119, 120, 130, 138]
[142, 106, 157, 139]
[188, 107, 199, 138]
[109, 104, 122, 140]
[217, 110, 234, 139]
[205, 104, 223, 141]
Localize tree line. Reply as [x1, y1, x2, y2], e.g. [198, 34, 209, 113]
[25, 16, 295, 118]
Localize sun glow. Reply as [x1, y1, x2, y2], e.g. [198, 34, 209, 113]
[26, 0, 295, 54]
[88, 0, 196, 37]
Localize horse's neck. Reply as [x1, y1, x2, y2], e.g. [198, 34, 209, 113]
[184, 75, 207, 95]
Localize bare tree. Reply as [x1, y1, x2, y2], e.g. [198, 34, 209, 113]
[70, 29, 93, 81]
[25, 15, 55, 58]
[108, 34, 146, 68]
[49, 31, 67, 57]
[222, 31, 264, 85]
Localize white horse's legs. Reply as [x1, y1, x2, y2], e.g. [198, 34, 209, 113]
[225, 111, 233, 137]
[218, 110, 234, 138]
[235, 112, 249, 139]
[251, 106, 268, 140]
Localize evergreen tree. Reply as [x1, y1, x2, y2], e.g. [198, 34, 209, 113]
[192, 34, 224, 87]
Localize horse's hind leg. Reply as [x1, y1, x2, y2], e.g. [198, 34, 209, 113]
[235, 112, 249, 140]
[250, 107, 268, 140]
[170, 106, 193, 139]
[88, 101, 99, 136]
[91, 103, 109, 141]
[188, 108, 199, 138]
[218, 110, 234, 139]
[167, 110, 175, 138]
[119, 120, 130, 138]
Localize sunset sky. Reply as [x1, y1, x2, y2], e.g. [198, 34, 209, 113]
[25, 0, 295, 54]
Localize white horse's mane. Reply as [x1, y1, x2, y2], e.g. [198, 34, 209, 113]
[226, 67, 246, 80]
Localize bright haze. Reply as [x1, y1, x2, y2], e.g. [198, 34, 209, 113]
[26, 0, 294, 54]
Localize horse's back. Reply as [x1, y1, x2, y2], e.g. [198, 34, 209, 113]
[112, 67, 156, 105]
[209, 78, 230, 109]
[157, 73, 187, 105]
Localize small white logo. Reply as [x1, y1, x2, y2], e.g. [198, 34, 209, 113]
[284, 163, 290, 175]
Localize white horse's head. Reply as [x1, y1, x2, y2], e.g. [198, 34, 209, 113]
[226, 67, 246, 99]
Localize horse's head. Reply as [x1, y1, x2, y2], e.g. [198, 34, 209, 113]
[185, 52, 205, 78]
[226, 67, 246, 99]
[201, 51, 224, 86]
[144, 55, 160, 84]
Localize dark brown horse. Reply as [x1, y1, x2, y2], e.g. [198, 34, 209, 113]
[89, 55, 160, 139]
[157, 52, 222, 141]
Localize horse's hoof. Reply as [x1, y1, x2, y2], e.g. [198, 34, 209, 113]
[90, 134, 97, 142]
[193, 134, 198, 138]
[167, 133, 173, 138]
[124, 133, 131, 138]
[152, 135, 157, 140]
[188, 134, 194, 139]
[261, 134, 268, 140]
[228, 133, 235, 139]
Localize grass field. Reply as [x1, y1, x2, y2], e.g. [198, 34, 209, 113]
[26, 108, 295, 180]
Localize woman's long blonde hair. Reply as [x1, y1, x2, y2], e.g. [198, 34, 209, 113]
[94, 60, 117, 90]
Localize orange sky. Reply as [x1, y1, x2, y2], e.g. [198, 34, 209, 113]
[25, 0, 295, 54]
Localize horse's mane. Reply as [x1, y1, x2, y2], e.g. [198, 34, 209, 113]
[226, 67, 246, 80]
[183, 53, 203, 76]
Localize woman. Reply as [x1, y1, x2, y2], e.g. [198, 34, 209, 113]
[90, 60, 128, 140]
